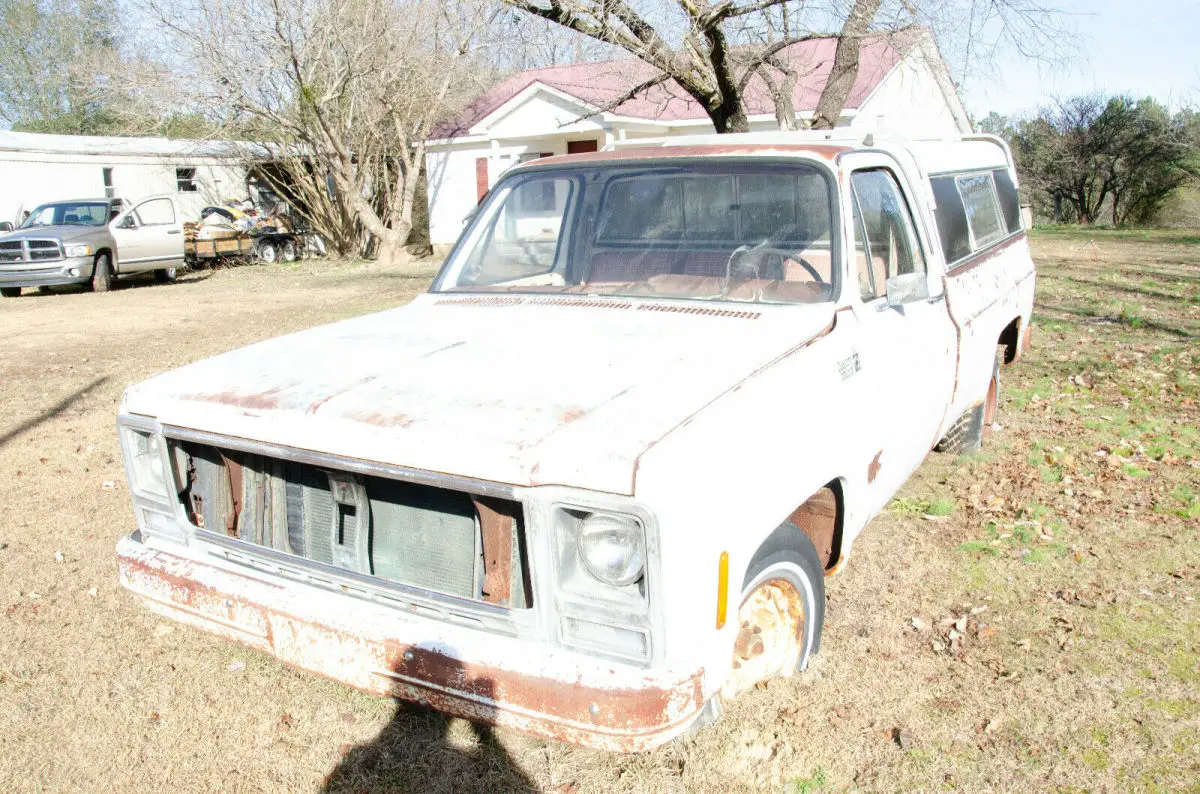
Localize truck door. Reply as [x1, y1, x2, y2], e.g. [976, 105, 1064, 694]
[840, 156, 957, 513]
[110, 197, 184, 272]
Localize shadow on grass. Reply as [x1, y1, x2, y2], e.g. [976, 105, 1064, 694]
[1032, 305, 1197, 340]
[322, 656, 537, 794]
[0, 376, 108, 448]
[1055, 275, 1197, 305]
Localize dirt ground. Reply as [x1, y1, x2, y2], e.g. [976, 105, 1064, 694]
[0, 233, 1196, 793]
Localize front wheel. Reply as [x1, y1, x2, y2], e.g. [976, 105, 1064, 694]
[90, 253, 113, 292]
[1, 287, 20, 298]
[280, 239, 297, 262]
[723, 523, 825, 698]
[154, 267, 178, 284]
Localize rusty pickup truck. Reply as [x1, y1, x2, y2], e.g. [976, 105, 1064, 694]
[115, 131, 1035, 751]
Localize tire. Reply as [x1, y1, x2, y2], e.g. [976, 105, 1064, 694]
[1, 287, 20, 298]
[37, 286, 52, 295]
[257, 240, 278, 263]
[280, 239, 297, 262]
[154, 266, 178, 284]
[724, 523, 825, 696]
[90, 253, 113, 292]
[936, 352, 1001, 455]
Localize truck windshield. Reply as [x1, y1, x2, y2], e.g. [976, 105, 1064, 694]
[21, 202, 110, 228]
[435, 161, 838, 305]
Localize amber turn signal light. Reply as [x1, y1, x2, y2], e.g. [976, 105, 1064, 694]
[715, 551, 729, 629]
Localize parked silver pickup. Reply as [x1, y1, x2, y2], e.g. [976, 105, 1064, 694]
[0, 195, 185, 297]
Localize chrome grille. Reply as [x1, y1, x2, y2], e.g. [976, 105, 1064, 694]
[27, 240, 61, 261]
[0, 239, 63, 263]
[0, 241, 23, 263]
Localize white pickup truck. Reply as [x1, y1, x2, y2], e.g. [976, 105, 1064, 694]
[114, 132, 1035, 751]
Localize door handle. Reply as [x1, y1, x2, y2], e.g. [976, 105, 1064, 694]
[167, 229, 181, 235]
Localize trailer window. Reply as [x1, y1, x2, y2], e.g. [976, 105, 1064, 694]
[176, 168, 199, 193]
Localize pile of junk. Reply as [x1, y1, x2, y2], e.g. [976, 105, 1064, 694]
[184, 199, 325, 264]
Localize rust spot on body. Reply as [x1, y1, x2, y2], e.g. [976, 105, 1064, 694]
[560, 407, 586, 424]
[117, 546, 706, 751]
[187, 390, 282, 411]
[346, 411, 415, 428]
[867, 451, 882, 484]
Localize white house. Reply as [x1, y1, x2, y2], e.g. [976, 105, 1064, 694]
[424, 27, 971, 247]
[0, 130, 251, 227]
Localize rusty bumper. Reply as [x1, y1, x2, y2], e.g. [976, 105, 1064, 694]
[115, 534, 705, 751]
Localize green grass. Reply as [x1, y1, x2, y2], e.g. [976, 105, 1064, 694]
[794, 766, 828, 793]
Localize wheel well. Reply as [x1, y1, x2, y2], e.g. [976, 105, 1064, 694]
[998, 317, 1021, 364]
[785, 479, 845, 572]
[94, 248, 112, 262]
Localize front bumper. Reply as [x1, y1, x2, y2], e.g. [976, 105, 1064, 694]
[116, 533, 706, 751]
[0, 256, 93, 288]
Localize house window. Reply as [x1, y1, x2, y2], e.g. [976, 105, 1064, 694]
[176, 167, 199, 193]
[102, 167, 115, 199]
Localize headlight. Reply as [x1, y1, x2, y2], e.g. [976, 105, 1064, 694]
[577, 512, 645, 586]
[65, 244, 92, 258]
[121, 427, 169, 499]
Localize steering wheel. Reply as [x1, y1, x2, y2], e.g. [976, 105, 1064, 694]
[726, 245, 826, 284]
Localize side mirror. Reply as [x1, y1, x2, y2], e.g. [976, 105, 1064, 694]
[113, 215, 136, 230]
[0, 222, 12, 233]
[885, 272, 930, 307]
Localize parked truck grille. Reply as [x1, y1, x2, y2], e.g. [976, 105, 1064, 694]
[27, 240, 62, 261]
[175, 442, 531, 608]
[0, 241, 24, 263]
[0, 239, 62, 263]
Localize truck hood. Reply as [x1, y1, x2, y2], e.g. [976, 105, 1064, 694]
[1, 225, 102, 243]
[124, 293, 834, 495]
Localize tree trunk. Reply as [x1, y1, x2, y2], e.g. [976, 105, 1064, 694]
[810, 0, 884, 130]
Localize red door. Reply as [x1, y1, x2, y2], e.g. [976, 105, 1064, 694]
[567, 140, 599, 154]
[475, 158, 488, 204]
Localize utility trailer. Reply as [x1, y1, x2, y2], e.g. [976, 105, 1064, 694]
[184, 224, 321, 265]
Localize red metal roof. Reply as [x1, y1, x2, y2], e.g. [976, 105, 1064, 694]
[433, 30, 919, 139]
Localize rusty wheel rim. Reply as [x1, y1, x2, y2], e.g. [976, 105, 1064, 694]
[724, 577, 806, 696]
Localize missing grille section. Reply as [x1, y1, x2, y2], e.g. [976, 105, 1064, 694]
[175, 442, 531, 608]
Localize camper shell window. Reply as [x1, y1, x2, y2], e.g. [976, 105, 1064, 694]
[930, 167, 1021, 269]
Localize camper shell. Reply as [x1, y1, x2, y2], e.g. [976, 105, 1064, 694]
[114, 131, 1035, 751]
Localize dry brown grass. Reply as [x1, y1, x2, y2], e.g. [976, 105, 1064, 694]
[0, 235, 1197, 793]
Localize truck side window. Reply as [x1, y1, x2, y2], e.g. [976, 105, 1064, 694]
[929, 176, 971, 265]
[956, 173, 1005, 248]
[850, 169, 924, 301]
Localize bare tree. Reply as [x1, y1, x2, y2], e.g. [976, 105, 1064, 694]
[140, 0, 494, 266]
[498, 0, 1073, 134]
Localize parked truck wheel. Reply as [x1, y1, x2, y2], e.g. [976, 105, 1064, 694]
[280, 239, 297, 262]
[154, 267, 178, 284]
[256, 240, 278, 263]
[90, 253, 113, 292]
[723, 523, 825, 698]
[1, 287, 20, 298]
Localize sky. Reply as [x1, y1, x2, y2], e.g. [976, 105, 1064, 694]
[959, 0, 1200, 118]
